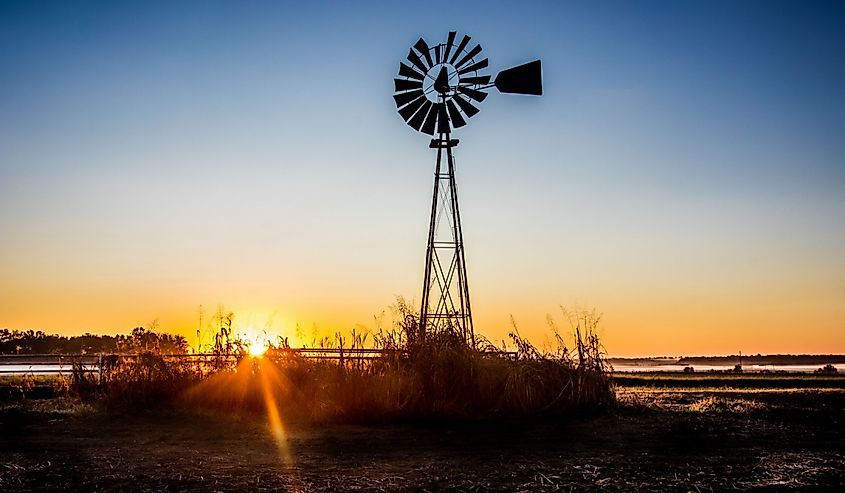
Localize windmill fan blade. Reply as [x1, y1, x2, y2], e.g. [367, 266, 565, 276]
[457, 85, 488, 103]
[450, 35, 471, 64]
[454, 44, 483, 70]
[458, 58, 488, 75]
[398, 94, 427, 121]
[394, 78, 422, 92]
[399, 62, 424, 81]
[395, 34, 540, 136]
[437, 103, 450, 134]
[459, 74, 491, 85]
[494, 59, 543, 95]
[408, 100, 433, 131]
[393, 89, 424, 108]
[453, 94, 480, 118]
[446, 99, 467, 128]
[420, 103, 439, 135]
[413, 38, 433, 68]
[407, 49, 428, 74]
[443, 31, 457, 63]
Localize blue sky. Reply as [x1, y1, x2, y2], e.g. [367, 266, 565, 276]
[1, 1, 843, 355]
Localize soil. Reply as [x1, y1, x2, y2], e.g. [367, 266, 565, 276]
[1, 390, 843, 492]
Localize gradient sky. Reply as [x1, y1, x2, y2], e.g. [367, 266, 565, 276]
[1, 1, 843, 356]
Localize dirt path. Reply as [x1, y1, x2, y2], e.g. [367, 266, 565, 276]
[2, 391, 843, 491]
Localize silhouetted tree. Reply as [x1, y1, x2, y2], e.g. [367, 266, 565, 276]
[0, 328, 187, 354]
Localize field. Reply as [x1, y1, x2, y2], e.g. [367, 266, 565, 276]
[2, 373, 843, 492]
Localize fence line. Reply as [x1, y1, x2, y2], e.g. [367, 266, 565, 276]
[0, 349, 518, 375]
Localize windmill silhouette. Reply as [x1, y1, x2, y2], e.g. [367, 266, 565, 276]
[393, 31, 542, 346]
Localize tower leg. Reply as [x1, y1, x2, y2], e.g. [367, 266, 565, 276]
[419, 132, 474, 347]
[419, 144, 442, 345]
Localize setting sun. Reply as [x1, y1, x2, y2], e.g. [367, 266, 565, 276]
[248, 340, 268, 357]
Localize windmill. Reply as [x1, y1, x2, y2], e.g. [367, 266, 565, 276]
[393, 31, 542, 346]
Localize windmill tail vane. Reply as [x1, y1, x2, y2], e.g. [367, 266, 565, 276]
[393, 31, 542, 346]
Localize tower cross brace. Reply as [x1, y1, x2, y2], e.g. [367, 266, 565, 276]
[419, 131, 474, 346]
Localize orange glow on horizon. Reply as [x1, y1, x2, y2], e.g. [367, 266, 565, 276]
[0, 294, 843, 357]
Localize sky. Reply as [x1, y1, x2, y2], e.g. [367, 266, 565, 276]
[1, 1, 843, 356]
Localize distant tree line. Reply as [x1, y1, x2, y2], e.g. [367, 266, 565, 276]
[0, 328, 188, 355]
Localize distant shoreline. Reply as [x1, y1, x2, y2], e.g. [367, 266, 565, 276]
[608, 354, 845, 366]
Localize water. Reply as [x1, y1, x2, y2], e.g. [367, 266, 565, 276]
[1, 360, 843, 375]
[610, 363, 845, 374]
[0, 364, 99, 375]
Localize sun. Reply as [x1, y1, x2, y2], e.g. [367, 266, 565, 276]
[248, 339, 268, 357]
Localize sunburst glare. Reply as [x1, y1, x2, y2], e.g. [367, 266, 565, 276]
[248, 339, 268, 357]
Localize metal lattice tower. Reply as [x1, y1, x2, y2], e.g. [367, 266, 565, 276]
[392, 31, 542, 346]
[420, 131, 473, 344]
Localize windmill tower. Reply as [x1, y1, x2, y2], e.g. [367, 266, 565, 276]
[393, 31, 542, 346]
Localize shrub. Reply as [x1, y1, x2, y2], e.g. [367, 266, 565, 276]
[816, 363, 838, 375]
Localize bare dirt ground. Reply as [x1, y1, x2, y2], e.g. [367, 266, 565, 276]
[1, 389, 844, 492]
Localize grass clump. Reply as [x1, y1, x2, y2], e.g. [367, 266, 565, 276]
[687, 396, 767, 414]
[82, 305, 615, 422]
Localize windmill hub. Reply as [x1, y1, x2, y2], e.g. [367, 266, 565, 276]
[433, 66, 452, 96]
[392, 31, 542, 345]
[422, 64, 456, 102]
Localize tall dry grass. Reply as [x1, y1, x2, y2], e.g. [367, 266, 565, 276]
[87, 305, 615, 422]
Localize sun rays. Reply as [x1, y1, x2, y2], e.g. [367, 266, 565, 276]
[182, 352, 294, 466]
[256, 357, 292, 464]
